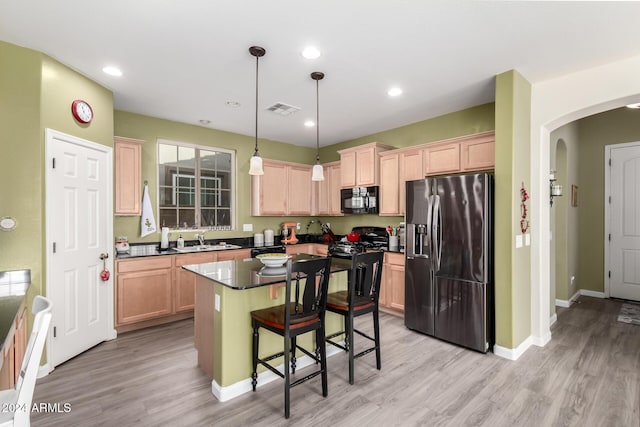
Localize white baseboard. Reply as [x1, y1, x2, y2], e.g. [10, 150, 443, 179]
[549, 313, 558, 327]
[556, 290, 581, 308]
[580, 289, 606, 299]
[212, 344, 344, 402]
[37, 362, 52, 379]
[493, 335, 534, 361]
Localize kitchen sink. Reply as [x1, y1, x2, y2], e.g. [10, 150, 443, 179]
[173, 244, 242, 253]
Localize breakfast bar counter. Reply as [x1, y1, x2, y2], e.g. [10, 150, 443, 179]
[182, 254, 350, 401]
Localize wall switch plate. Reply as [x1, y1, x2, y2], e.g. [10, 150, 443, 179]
[515, 235, 523, 248]
[215, 294, 221, 311]
[296, 222, 301, 230]
[525, 233, 530, 246]
[243, 224, 253, 232]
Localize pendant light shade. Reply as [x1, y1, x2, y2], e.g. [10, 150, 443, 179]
[249, 46, 266, 176]
[311, 71, 325, 181]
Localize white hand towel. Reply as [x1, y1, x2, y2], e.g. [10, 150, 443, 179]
[140, 184, 157, 237]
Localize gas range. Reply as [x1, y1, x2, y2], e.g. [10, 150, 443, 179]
[328, 226, 388, 258]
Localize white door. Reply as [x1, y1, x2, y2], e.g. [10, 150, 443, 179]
[46, 129, 115, 368]
[609, 143, 640, 301]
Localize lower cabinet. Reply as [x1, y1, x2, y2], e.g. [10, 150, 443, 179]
[116, 248, 253, 331]
[116, 257, 174, 325]
[380, 252, 405, 314]
[174, 252, 217, 313]
[0, 302, 29, 391]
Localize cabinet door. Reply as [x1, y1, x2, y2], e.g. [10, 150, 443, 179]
[12, 305, 27, 384]
[317, 165, 330, 215]
[387, 264, 405, 311]
[114, 137, 144, 215]
[400, 150, 425, 215]
[462, 138, 494, 171]
[340, 151, 357, 187]
[329, 165, 343, 215]
[257, 162, 288, 215]
[0, 339, 15, 390]
[175, 252, 216, 312]
[379, 153, 400, 215]
[356, 147, 377, 186]
[117, 268, 174, 324]
[424, 143, 460, 176]
[287, 164, 312, 215]
[286, 244, 314, 255]
[217, 249, 251, 261]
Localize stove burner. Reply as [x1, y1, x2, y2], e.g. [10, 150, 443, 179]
[328, 241, 387, 258]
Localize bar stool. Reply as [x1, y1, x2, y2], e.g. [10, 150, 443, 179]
[250, 256, 332, 419]
[325, 251, 384, 384]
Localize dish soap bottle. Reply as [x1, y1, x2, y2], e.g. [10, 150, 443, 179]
[177, 234, 185, 249]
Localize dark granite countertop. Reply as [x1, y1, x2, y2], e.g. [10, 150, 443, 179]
[116, 235, 329, 260]
[182, 253, 351, 290]
[0, 270, 30, 352]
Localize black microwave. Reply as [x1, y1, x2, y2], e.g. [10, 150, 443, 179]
[340, 186, 379, 214]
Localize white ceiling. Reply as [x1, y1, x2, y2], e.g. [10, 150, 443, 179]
[2, 1, 640, 147]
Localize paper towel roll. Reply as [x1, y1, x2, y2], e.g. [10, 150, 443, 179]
[160, 227, 170, 249]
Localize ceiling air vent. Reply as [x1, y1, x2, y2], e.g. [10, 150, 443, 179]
[266, 102, 300, 116]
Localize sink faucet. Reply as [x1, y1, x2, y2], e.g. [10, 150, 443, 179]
[196, 234, 205, 246]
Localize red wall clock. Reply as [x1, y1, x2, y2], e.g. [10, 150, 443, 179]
[71, 99, 93, 123]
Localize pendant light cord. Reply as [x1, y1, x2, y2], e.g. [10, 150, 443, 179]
[316, 78, 320, 162]
[254, 54, 259, 156]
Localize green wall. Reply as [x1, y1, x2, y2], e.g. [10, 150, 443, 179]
[0, 41, 114, 343]
[576, 107, 640, 292]
[0, 42, 43, 297]
[494, 70, 531, 349]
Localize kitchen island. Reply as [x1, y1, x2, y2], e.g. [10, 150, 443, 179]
[183, 254, 350, 402]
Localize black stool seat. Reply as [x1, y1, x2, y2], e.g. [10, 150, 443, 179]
[250, 256, 332, 419]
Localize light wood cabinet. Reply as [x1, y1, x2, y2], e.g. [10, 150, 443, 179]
[174, 252, 216, 312]
[216, 248, 251, 261]
[338, 142, 394, 188]
[0, 302, 26, 391]
[424, 142, 460, 175]
[379, 153, 400, 215]
[114, 136, 144, 216]
[461, 134, 495, 171]
[317, 161, 343, 216]
[251, 159, 313, 216]
[116, 257, 174, 325]
[380, 252, 404, 314]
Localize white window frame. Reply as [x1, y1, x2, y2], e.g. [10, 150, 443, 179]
[157, 138, 236, 231]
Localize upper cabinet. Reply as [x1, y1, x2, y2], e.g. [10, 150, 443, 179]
[378, 131, 495, 216]
[251, 159, 313, 216]
[316, 161, 343, 216]
[114, 136, 144, 216]
[338, 142, 394, 188]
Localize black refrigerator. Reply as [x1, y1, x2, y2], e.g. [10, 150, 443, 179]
[404, 173, 494, 353]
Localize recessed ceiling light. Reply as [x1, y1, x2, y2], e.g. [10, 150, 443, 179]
[304, 120, 315, 127]
[102, 66, 122, 77]
[225, 101, 241, 108]
[387, 87, 403, 97]
[199, 119, 211, 125]
[626, 103, 640, 109]
[301, 47, 321, 59]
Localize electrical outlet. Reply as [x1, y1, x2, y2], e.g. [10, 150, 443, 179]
[243, 223, 253, 232]
[296, 222, 301, 230]
[215, 294, 221, 311]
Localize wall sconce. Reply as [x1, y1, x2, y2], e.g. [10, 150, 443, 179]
[550, 171, 563, 206]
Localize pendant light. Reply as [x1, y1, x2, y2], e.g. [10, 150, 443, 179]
[311, 71, 325, 181]
[248, 46, 266, 175]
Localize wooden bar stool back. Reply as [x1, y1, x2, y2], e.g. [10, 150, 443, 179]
[325, 250, 384, 384]
[250, 256, 332, 419]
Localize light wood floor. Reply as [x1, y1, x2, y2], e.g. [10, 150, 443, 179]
[31, 296, 640, 426]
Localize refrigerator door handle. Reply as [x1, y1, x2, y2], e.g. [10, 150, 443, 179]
[433, 194, 442, 271]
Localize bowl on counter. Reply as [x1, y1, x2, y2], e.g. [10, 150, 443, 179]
[256, 253, 290, 267]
